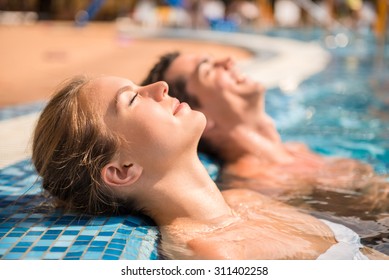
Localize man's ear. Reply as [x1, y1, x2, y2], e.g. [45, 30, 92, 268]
[101, 162, 143, 188]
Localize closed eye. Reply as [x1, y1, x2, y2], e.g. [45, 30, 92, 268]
[129, 92, 138, 106]
[199, 63, 212, 79]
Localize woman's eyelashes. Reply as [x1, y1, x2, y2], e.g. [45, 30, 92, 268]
[129, 92, 139, 106]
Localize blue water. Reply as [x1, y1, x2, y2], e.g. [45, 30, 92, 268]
[264, 29, 389, 170]
[262, 28, 389, 254]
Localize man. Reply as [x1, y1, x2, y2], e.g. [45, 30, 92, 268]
[141, 52, 387, 201]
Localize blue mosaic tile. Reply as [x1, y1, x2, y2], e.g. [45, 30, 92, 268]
[62, 230, 80, 235]
[108, 243, 125, 250]
[53, 240, 72, 247]
[73, 241, 91, 246]
[90, 240, 108, 247]
[98, 231, 114, 236]
[93, 236, 111, 242]
[102, 254, 119, 260]
[0, 159, 159, 260]
[50, 246, 67, 252]
[31, 246, 50, 251]
[24, 251, 45, 258]
[19, 236, 38, 242]
[83, 230, 99, 236]
[83, 251, 101, 259]
[1, 237, 20, 243]
[26, 231, 44, 236]
[104, 248, 121, 256]
[76, 235, 94, 241]
[56, 236, 75, 242]
[44, 252, 65, 259]
[3, 252, 24, 259]
[10, 247, 27, 253]
[65, 251, 83, 258]
[111, 238, 127, 245]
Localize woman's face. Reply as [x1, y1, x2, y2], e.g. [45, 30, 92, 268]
[85, 76, 206, 169]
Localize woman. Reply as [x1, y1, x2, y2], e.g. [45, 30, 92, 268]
[32, 75, 387, 260]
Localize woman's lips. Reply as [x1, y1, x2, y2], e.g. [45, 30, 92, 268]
[173, 101, 188, 115]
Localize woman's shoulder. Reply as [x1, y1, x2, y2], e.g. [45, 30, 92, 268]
[160, 206, 334, 260]
[221, 189, 335, 239]
[185, 218, 325, 260]
[186, 235, 246, 259]
[165, 216, 271, 259]
[159, 216, 245, 259]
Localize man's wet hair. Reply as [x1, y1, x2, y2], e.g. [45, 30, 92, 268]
[141, 52, 200, 108]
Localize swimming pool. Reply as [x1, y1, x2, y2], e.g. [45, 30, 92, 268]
[262, 28, 389, 254]
[0, 26, 387, 259]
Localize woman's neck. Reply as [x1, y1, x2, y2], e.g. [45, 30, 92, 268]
[142, 154, 233, 226]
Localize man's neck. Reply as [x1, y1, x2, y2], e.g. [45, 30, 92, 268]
[220, 114, 294, 165]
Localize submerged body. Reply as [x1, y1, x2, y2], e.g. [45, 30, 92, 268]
[222, 143, 382, 199]
[160, 188, 387, 260]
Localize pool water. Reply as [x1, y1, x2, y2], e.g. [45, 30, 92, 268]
[263, 28, 389, 254]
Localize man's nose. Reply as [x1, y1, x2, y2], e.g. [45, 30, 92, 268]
[215, 57, 235, 69]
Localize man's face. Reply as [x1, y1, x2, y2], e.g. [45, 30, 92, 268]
[164, 53, 266, 128]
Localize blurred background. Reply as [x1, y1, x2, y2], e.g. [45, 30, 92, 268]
[0, 0, 387, 107]
[0, 0, 387, 32]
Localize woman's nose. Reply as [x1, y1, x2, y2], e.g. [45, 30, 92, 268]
[140, 81, 169, 101]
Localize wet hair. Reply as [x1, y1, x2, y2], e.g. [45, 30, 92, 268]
[32, 75, 136, 215]
[142, 52, 221, 160]
[142, 52, 200, 107]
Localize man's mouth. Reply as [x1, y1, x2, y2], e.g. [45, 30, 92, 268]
[236, 73, 247, 84]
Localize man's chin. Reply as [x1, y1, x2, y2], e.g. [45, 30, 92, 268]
[254, 81, 266, 95]
[239, 87, 265, 99]
[241, 79, 265, 94]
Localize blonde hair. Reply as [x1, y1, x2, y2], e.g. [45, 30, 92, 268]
[32, 75, 133, 215]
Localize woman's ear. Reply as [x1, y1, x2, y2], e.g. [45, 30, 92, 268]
[101, 162, 143, 188]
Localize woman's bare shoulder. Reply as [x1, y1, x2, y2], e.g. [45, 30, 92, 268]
[159, 216, 248, 259]
[220, 189, 334, 238]
[187, 237, 245, 259]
